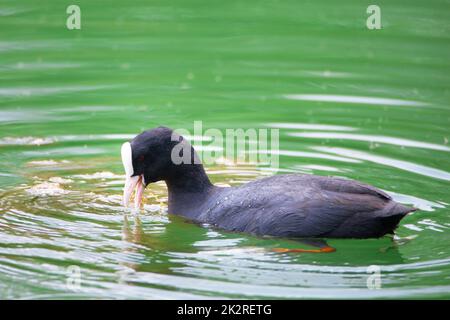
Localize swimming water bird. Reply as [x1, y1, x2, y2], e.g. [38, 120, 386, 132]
[121, 127, 416, 251]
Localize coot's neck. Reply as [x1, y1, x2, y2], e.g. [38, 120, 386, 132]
[165, 163, 215, 219]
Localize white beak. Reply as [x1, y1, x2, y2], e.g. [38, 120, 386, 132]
[121, 142, 145, 209]
[123, 174, 145, 208]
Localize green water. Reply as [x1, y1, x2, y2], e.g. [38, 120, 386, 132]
[1, 0, 449, 299]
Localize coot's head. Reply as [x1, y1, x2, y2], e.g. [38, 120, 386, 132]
[121, 126, 203, 208]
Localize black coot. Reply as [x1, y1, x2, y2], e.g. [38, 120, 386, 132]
[121, 127, 416, 241]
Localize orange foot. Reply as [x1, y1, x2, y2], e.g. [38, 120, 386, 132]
[272, 246, 336, 253]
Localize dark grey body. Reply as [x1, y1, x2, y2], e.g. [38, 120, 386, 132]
[168, 174, 414, 239]
[128, 127, 415, 239]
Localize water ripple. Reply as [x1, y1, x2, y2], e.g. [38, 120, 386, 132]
[0, 85, 119, 97]
[258, 149, 362, 163]
[284, 94, 429, 107]
[290, 132, 450, 152]
[266, 123, 357, 131]
[313, 146, 450, 181]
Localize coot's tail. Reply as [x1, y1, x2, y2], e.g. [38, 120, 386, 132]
[327, 201, 417, 238]
[376, 202, 417, 236]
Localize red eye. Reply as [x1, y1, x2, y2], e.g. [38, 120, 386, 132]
[138, 155, 145, 161]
